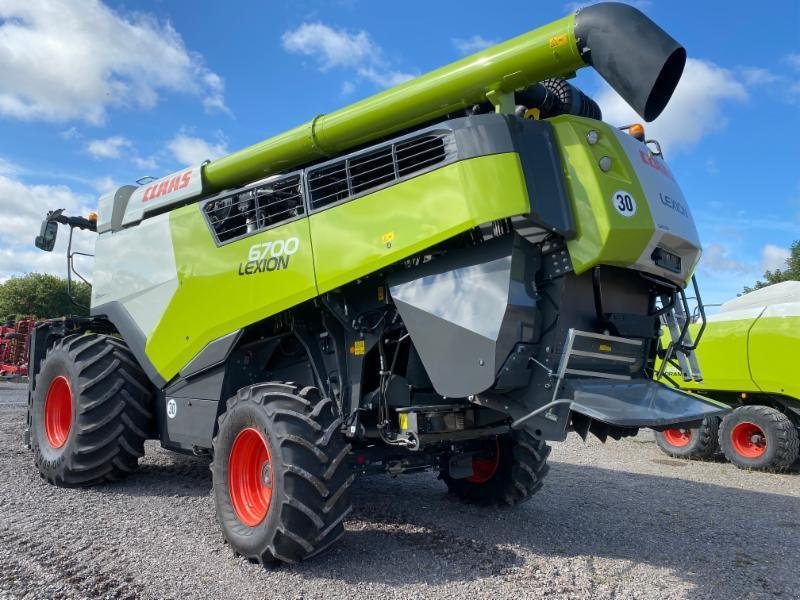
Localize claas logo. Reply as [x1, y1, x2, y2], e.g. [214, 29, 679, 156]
[142, 171, 193, 202]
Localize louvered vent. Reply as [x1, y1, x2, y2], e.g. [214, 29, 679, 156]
[203, 174, 304, 243]
[308, 133, 453, 210]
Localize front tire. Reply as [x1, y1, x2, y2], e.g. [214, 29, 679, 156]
[654, 416, 720, 459]
[442, 430, 550, 506]
[719, 405, 799, 471]
[30, 333, 154, 486]
[212, 383, 354, 564]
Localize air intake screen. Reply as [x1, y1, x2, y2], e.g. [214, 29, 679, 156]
[308, 133, 452, 210]
[204, 174, 304, 243]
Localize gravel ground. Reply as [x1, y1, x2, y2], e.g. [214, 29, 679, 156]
[1, 381, 798, 600]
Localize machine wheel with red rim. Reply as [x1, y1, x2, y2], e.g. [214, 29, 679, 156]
[30, 333, 154, 486]
[654, 416, 720, 459]
[212, 382, 353, 565]
[719, 405, 799, 471]
[441, 430, 550, 506]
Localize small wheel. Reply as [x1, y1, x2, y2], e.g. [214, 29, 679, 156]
[30, 333, 154, 486]
[719, 405, 799, 471]
[654, 416, 720, 459]
[441, 430, 550, 506]
[212, 383, 354, 564]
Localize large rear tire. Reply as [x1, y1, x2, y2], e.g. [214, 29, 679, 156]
[719, 405, 799, 471]
[212, 383, 354, 564]
[30, 333, 154, 486]
[654, 416, 720, 459]
[441, 430, 550, 506]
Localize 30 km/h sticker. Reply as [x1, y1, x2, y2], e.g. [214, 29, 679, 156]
[612, 190, 637, 217]
[167, 398, 177, 419]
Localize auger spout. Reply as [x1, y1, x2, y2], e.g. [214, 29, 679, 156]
[203, 2, 684, 192]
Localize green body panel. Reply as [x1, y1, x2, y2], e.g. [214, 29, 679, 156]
[203, 16, 582, 192]
[311, 153, 530, 293]
[664, 312, 800, 400]
[146, 209, 318, 379]
[551, 117, 655, 274]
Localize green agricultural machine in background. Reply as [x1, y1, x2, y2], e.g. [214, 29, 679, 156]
[655, 281, 800, 471]
[28, 3, 725, 564]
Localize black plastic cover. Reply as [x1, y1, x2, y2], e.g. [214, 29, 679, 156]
[574, 2, 686, 121]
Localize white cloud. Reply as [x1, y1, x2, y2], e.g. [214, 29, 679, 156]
[0, 174, 95, 281]
[132, 155, 158, 171]
[700, 243, 752, 274]
[785, 54, 800, 70]
[452, 35, 497, 56]
[281, 22, 415, 90]
[167, 133, 228, 166]
[86, 136, 132, 160]
[92, 176, 118, 194]
[760, 244, 790, 272]
[281, 22, 377, 70]
[356, 67, 414, 88]
[596, 58, 748, 152]
[0, 0, 228, 124]
[740, 67, 781, 86]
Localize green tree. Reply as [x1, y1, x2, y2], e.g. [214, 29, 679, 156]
[743, 240, 800, 293]
[0, 273, 90, 319]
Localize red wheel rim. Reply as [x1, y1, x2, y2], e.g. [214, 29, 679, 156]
[228, 427, 273, 527]
[662, 427, 692, 448]
[731, 421, 767, 458]
[44, 375, 72, 449]
[468, 440, 500, 484]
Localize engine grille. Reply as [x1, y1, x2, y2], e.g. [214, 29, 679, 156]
[202, 173, 304, 243]
[307, 132, 455, 211]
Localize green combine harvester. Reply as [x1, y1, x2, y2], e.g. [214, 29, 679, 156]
[29, 3, 725, 564]
[655, 281, 800, 470]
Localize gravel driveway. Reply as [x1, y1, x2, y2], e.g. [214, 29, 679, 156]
[1, 382, 798, 599]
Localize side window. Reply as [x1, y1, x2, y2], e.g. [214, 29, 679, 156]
[203, 174, 304, 243]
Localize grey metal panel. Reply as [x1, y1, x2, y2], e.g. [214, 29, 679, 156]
[96, 185, 136, 234]
[91, 300, 166, 388]
[179, 329, 242, 378]
[388, 235, 539, 398]
[163, 397, 219, 449]
[563, 379, 727, 427]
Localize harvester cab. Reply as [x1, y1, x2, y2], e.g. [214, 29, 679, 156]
[27, 2, 727, 564]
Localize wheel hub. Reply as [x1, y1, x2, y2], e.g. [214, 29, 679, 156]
[467, 440, 500, 484]
[662, 427, 692, 448]
[44, 375, 72, 449]
[731, 421, 767, 458]
[228, 427, 273, 527]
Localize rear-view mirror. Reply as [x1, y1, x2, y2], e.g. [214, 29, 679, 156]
[35, 219, 58, 252]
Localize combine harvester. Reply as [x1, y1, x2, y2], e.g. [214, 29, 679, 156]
[656, 281, 800, 471]
[28, 3, 724, 563]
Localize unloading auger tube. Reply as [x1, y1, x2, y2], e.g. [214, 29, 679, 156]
[201, 2, 685, 192]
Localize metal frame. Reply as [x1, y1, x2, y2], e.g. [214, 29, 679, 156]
[199, 169, 307, 247]
[305, 128, 457, 215]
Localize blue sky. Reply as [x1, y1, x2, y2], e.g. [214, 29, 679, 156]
[0, 0, 798, 304]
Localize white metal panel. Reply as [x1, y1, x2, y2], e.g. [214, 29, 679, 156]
[122, 165, 203, 226]
[721, 281, 800, 313]
[611, 128, 702, 284]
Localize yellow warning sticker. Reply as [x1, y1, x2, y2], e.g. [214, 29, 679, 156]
[399, 413, 409, 430]
[381, 231, 395, 244]
[549, 34, 568, 48]
[599, 344, 612, 352]
[350, 339, 366, 355]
